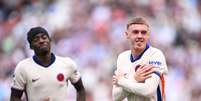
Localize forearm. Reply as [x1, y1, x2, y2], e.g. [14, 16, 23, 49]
[10, 96, 21, 101]
[10, 88, 23, 101]
[118, 74, 160, 96]
[112, 85, 128, 101]
[73, 78, 86, 101]
[77, 89, 86, 101]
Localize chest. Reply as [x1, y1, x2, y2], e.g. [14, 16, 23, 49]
[118, 57, 150, 79]
[25, 63, 72, 90]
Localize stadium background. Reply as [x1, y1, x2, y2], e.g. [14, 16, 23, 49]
[0, 0, 201, 101]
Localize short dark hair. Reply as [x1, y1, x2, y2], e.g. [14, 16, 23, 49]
[126, 17, 149, 29]
[27, 26, 50, 44]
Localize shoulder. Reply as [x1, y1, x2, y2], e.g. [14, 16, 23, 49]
[15, 58, 32, 70]
[56, 56, 77, 70]
[118, 50, 131, 59]
[116, 50, 131, 67]
[56, 56, 76, 64]
[14, 57, 33, 76]
[149, 46, 164, 56]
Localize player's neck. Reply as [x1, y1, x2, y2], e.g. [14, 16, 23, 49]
[131, 48, 144, 58]
[35, 52, 52, 65]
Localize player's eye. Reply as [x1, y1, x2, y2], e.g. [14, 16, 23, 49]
[132, 30, 147, 35]
[32, 37, 39, 42]
[141, 30, 147, 35]
[42, 35, 48, 39]
[133, 30, 139, 34]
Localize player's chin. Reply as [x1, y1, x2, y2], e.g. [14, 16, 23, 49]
[38, 48, 50, 54]
[134, 45, 145, 50]
[137, 43, 146, 48]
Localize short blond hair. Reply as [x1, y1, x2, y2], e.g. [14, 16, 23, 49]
[126, 17, 149, 29]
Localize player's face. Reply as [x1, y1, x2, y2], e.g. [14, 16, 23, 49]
[30, 33, 51, 55]
[125, 24, 150, 51]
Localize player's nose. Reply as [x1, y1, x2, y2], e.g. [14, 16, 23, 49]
[137, 33, 143, 38]
[38, 37, 46, 44]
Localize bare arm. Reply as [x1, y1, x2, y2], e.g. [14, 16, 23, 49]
[10, 88, 23, 101]
[72, 78, 86, 101]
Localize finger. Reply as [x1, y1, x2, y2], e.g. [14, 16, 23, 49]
[135, 64, 146, 73]
[143, 69, 154, 76]
[113, 75, 117, 79]
[139, 64, 146, 69]
[141, 65, 153, 73]
[112, 78, 118, 85]
[112, 80, 116, 84]
[144, 75, 152, 79]
[113, 79, 117, 83]
[114, 70, 118, 75]
[112, 79, 116, 84]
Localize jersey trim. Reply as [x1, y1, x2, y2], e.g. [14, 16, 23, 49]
[154, 72, 166, 101]
[130, 44, 150, 63]
[157, 85, 162, 101]
[32, 53, 56, 67]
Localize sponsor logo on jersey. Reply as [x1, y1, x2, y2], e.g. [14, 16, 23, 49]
[57, 73, 64, 82]
[149, 61, 161, 66]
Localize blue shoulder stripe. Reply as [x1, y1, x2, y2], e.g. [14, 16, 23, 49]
[154, 72, 162, 101]
[153, 72, 160, 77]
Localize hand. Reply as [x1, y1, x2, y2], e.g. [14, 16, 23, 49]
[112, 75, 118, 85]
[112, 70, 125, 86]
[134, 64, 154, 82]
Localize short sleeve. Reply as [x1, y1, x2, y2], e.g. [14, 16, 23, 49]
[116, 53, 126, 73]
[68, 59, 81, 84]
[116, 52, 130, 74]
[148, 50, 168, 74]
[11, 63, 27, 90]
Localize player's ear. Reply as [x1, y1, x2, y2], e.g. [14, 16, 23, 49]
[125, 31, 129, 39]
[147, 30, 151, 39]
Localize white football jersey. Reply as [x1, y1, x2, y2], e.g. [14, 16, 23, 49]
[113, 45, 168, 101]
[12, 54, 81, 101]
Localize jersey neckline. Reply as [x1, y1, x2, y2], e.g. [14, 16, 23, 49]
[32, 53, 56, 67]
[130, 44, 150, 63]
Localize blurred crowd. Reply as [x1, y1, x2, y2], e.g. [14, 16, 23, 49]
[0, 0, 201, 101]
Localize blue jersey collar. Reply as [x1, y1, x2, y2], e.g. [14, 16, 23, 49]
[33, 53, 56, 67]
[130, 44, 150, 63]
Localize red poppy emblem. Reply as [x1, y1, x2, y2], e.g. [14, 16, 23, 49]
[57, 73, 64, 81]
